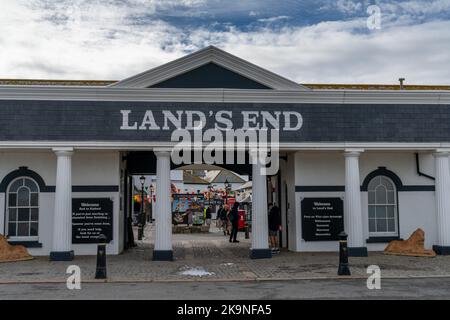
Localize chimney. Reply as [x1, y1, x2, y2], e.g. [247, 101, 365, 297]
[399, 78, 405, 90]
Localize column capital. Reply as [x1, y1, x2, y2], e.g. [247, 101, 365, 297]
[249, 148, 270, 163]
[433, 150, 450, 158]
[248, 148, 258, 158]
[52, 147, 74, 156]
[153, 148, 172, 157]
[344, 148, 364, 157]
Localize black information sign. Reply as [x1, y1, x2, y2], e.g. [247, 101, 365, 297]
[72, 198, 113, 244]
[301, 198, 344, 241]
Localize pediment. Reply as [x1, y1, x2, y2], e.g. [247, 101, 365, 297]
[111, 46, 308, 90]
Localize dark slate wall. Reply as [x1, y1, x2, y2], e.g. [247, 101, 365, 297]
[149, 63, 270, 89]
[0, 100, 450, 142]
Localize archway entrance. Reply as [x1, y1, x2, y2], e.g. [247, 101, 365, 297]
[120, 151, 282, 260]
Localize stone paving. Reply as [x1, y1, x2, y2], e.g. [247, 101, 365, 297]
[1, 223, 449, 283]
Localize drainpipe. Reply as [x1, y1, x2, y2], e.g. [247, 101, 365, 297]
[416, 153, 435, 181]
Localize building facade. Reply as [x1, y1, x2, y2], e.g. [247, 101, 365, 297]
[1, 46, 450, 260]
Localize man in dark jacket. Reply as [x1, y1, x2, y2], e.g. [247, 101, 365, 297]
[229, 202, 240, 243]
[268, 203, 281, 253]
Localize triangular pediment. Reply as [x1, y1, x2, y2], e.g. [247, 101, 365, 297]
[111, 46, 308, 90]
[149, 62, 270, 89]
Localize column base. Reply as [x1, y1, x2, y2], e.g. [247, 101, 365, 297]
[50, 250, 74, 261]
[348, 247, 368, 257]
[152, 250, 173, 261]
[250, 248, 272, 259]
[433, 245, 450, 255]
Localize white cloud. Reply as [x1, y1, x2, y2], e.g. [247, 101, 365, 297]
[0, 0, 449, 85]
[257, 16, 290, 23]
[335, 0, 363, 14]
[382, 0, 450, 16]
[215, 20, 450, 85]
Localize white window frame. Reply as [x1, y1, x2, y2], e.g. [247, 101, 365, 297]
[5, 177, 39, 241]
[368, 175, 398, 237]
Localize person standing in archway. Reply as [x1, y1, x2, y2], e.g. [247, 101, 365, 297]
[268, 203, 281, 253]
[205, 205, 212, 226]
[218, 204, 229, 235]
[229, 202, 240, 243]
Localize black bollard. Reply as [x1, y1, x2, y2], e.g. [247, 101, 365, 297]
[245, 225, 250, 239]
[95, 234, 108, 279]
[337, 231, 351, 276]
[137, 220, 144, 240]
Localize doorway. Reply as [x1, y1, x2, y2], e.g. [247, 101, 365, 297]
[120, 151, 262, 260]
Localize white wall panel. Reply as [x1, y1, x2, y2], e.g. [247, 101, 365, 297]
[293, 151, 437, 252]
[0, 150, 121, 256]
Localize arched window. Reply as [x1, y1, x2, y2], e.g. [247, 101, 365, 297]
[368, 176, 398, 236]
[6, 177, 39, 239]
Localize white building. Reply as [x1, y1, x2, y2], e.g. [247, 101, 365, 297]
[204, 169, 248, 193]
[1, 46, 450, 260]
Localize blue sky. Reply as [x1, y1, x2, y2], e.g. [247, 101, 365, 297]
[138, 0, 449, 30]
[1, 0, 450, 84]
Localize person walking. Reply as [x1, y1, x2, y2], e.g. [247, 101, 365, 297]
[187, 205, 193, 226]
[229, 202, 240, 243]
[268, 203, 281, 253]
[200, 204, 205, 223]
[219, 205, 229, 235]
[216, 204, 224, 229]
[215, 204, 222, 228]
[205, 206, 212, 226]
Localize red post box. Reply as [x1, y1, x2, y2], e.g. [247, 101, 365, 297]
[238, 209, 246, 230]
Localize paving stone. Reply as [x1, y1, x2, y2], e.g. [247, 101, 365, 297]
[1, 223, 449, 283]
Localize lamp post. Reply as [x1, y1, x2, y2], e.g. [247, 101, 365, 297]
[212, 184, 217, 210]
[224, 179, 231, 205]
[207, 184, 213, 206]
[149, 183, 154, 222]
[138, 175, 146, 240]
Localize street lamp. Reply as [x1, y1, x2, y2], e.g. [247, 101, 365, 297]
[224, 179, 231, 205]
[207, 184, 216, 212]
[207, 184, 212, 204]
[149, 184, 154, 222]
[138, 175, 146, 240]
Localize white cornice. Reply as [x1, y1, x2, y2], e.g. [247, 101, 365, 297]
[0, 86, 449, 104]
[0, 141, 450, 151]
[110, 46, 308, 91]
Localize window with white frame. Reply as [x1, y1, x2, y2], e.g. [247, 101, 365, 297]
[6, 177, 39, 240]
[368, 176, 398, 236]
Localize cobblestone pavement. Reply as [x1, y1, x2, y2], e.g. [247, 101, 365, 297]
[1, 223, 449, 283]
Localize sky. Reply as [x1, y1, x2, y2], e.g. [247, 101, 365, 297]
[1, 0, 450, 84]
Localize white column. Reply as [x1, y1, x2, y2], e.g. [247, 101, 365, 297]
[434, 152, 450, 253]
[153, 150, 173, 261]
[250, 151, 271, 259]
[50, 148, 74, 261]
[344, 149, 366, 256]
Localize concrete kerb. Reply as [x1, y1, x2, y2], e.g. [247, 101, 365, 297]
[2, 274, 450, 285]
